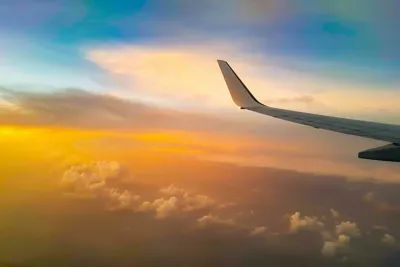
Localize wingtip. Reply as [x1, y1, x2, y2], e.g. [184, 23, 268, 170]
[217, 59, 263, 108]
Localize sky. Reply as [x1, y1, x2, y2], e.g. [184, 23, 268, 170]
[1, 1, 400, 266]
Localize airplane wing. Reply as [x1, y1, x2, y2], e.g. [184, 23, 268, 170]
[217, 60, 400, 162]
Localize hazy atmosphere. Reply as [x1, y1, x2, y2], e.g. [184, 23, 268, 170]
[1, 1, 400, 266]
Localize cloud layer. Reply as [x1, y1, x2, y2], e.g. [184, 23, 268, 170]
[86, 41, 400, 122]
[56, 160, 400, 264]
[2, 87, 400, 182]
[3, 156, 400, 267]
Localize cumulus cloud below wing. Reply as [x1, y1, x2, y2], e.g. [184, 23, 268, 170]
[138, 197, 179, 219]
[10, 156, 400, 266]
[321, 235, 349, 257]
[330, 208, 340, 219]
[182, 193, 216, 212]
[287, 211, 366, 258]
[106, 188, 141, 210]
[61, 172, 223, 220]
[382, 234, 396, 246]
[197, 214, 237, 228]
[61, 161, 126, 194]
[60, 161, 143, 211]
[250, 226, 267, 236]
[289, 212, 325, 233]
[160, 184, 186, 195]
[336, 221, 362, 238]
[137, 185, 218, 218]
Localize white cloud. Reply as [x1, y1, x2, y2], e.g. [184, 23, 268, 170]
[382, 234, 396, 246]
[336, 221, 362, 238]
[250, 226, 267, 236]
[330, 209, 340, 219]
[289, 212, 325, 233]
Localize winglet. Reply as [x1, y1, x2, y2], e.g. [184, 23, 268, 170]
[217, 60, 263, 109]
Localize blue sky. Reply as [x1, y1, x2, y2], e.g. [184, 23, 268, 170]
[1, 0, 400, 95]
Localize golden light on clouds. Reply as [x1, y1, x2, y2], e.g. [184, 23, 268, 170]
[2, 123, 400, 190]
[86, 41, 400, 121]
[0, 124, 304, 188]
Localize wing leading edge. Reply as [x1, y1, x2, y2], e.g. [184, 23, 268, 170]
[217, 60, 400, 162]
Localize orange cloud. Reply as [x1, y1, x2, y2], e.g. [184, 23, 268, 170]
[86, 41, 400, 122]
[1, 88, 400, 183]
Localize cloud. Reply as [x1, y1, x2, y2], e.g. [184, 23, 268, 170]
[85, 43, 254, 108]
[382, 234, 396, 246]
[286, 210, 367, 258]
[361, 191, 400, 213]
[138, 197, 179, 219]
[85, 40, 400, 121]
[249, 226, 267, 236]
[363, 192, 375, 202]
[321, 234, 350, 257]
[61, 161, 125, 195]
[61, 161, 143, 210]
[3, 86, 400, 183]
[0, 88, 223, 130]
[137, 185, 217, 218]
[0, 87, 293, 140]
[218, 202, 237, 210]
[336, 221, 361, 238]
[197, 214, 236, 228]
[159, 185, 217, 212]
[321, 242, 337, 257]
[289, 212, 325, 233]
[263, 95, 316, 105]
[13, 155, 400, 266]
[372, 225, 389, 232]
[182, 193, 215, 212]
[286, 211, 359, 258]
[105, 188, 141, 210]
[330, 209, 340, 219]
[61, 171, 223, 221]
[80, 40, 400, 182]
[160, 184, 186, 195]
